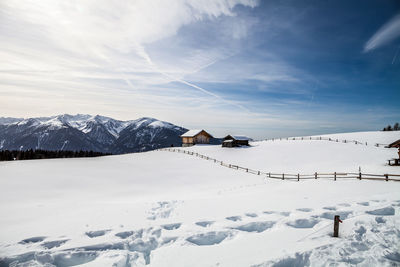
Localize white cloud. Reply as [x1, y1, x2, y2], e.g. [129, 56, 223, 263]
[0, 0, 259, 106]
[364, 14, 400, 52]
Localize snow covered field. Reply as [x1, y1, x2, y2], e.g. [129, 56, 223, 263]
[0, 131, 399, 266]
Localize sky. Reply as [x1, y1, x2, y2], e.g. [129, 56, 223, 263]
[0, 0, 399, 139]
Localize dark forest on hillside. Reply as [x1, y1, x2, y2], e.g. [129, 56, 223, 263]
[0, 149, 111, 161]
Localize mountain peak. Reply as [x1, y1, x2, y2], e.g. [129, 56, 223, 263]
[0, 114, 187, 153]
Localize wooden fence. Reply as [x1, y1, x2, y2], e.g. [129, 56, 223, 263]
[264, 136, 390, 148]
[158, 148, 400, 182]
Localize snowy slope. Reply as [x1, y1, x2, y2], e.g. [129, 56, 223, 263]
[0, 131, 399, 266]
[318, 131, 400, 146]
[181, 131, 400, 175]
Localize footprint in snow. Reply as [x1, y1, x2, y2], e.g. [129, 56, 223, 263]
[245, 213, 258, 218]
[296, 208, 313, 212]
[85, 230, 110, 238]
[161, 223, 181, 230]
[375, 217, 386, 224]
[195, 221, 214, 227]
[263, 211, 275, 215]
[357, 202, 370, 206]
[41, 239, 69, 249]
[19, 236, 46, 244]
[161, 236, 178, 245]
[233, 221, 275, 233]
[323, 206, 337, 211]
[226, 216, 242, 222]
[366, 206, 395, 216]
[186, 231, 231, 246]
[316, 211, 353, 220]
[115, 231, 134, 239]
[286, 218, 320, 228]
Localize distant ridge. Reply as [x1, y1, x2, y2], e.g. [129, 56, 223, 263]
[0, 114, 188, 153]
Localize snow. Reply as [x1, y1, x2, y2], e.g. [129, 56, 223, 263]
[180, 129, 203, 137]
[229, 135, 252, 141]
[317, 130, 400, 146]
[148, 121, 168, 128]
[180, 131, 400, 175]
[0, 131, 399, 266]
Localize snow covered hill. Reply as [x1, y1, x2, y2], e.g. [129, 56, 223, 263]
[0, 131, 399, 266]
[0, 114, 187, 153]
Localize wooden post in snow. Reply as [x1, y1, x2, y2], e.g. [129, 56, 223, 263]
[297, 174, 300, 181]
[334, 172, 336, 181]
[333, 215, 342, 237]
[315, 172, 317, 179]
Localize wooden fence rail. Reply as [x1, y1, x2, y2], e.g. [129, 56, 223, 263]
[263, 136, 390, 148]
[157, 148, 400, 182]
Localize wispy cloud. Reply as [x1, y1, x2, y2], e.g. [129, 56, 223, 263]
[364, 13, 400, 52]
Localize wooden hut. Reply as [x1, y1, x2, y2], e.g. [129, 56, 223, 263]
[387, 139, 400, 166]
[222, 135, 251, 147]
[181, 129, 213, 147]
[387, 139, 400, 148]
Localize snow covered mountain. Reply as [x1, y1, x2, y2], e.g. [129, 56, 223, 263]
[0, 114, 187, 153]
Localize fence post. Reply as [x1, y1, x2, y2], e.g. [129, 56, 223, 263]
[359, 172, 362, 180]
[385, 174, 388, 182]
[246, 168, 248, 172]
[314, 172, 317, 179]
[282, 173, 284, 180]
[334, 172, 336, 181]
[297, 174, 300, 181]
[333, 215, 342, 237]
[268, 172, 271, 178]
[229, 164, 231, 168]
[258, 171, 260, 175]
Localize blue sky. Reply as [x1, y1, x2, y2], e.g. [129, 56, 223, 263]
[0, 0, 399, 139]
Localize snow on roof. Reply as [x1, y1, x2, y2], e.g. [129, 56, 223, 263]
[181, 129, 203, 137]
[181, 129, 213, 138]
[223, 139, 233, 143]
[227, 135, 251, 141]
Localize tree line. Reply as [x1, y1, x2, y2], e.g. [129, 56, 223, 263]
[0, 149, 111, 161]
[383, 122, 399, 131]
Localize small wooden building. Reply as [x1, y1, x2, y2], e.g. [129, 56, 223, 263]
[181, 129, 213, 147]
[222, 135, 251, 147]
[387, 139, 400, 148]
[387, 139, 400, 166]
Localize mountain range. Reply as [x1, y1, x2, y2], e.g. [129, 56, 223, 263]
[0, 114, 188, 154]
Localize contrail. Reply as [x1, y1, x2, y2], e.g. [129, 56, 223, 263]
[364, 14, 400, 52]
[134, 45, 251, 113]
[392, 46, 400, 65]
